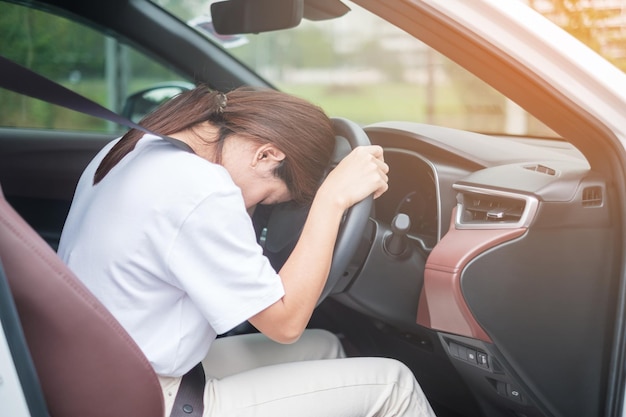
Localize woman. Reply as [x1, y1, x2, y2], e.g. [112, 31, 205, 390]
[58, 85, 436, 417]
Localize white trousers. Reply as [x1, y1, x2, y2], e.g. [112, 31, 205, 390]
[159, 329, 436, 417]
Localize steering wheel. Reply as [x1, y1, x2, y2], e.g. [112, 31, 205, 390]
[317, 117, 374, 302]
[256, 117, 373, 304]
[221, 118, 375, 338]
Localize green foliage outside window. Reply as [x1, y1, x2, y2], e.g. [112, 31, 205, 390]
[0, 2, 185, 131]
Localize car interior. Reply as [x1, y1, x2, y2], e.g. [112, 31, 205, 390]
[1, 1, 625, 417]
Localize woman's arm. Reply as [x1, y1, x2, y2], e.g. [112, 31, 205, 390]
[249, 145, 389, 343]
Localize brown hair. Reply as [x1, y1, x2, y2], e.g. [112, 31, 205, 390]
[94, 85, 336, 205]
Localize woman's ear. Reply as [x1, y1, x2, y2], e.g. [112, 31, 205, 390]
[251, 144, 285, 170]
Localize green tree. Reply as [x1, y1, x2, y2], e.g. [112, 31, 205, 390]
[529, 0, 626, 72]
[0, 3, 105, 78]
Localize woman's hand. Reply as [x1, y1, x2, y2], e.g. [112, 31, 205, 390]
[318, 145, 389, 211]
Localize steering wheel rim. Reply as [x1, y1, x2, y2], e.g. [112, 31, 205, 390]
[318, 117, 373, 303]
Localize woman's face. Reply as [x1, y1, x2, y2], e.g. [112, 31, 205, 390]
[220, 136, 292, 209]
[239, 174, 291, 208]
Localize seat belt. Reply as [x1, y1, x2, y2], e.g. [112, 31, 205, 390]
[0, 55, 206, 417]
[171, 362, 206, 417]
[0, 55, 193, 153]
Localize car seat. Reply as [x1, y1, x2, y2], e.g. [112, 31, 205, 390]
[0, 182, 164, 417]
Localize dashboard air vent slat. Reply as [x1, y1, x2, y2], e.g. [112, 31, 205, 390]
[453, 185, 539, 230]
[524, 164, 556, 176]
[459, 193, 525, 224]
[582, 186, 603, 207]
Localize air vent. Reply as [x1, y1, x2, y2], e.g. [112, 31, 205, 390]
[524, 164, 556, 176]
[459, 193, 526, 224]
[453, 185, 539, 230]
[582, 186, 603, 207]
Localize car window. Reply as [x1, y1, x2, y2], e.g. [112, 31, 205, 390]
[0, 2, 191, 133]
[153, 0, 558, 138]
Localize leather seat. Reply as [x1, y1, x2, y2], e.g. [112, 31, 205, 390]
[0, 183, 164, 417]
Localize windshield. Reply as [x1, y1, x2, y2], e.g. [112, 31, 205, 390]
[152, 0, 625, 139]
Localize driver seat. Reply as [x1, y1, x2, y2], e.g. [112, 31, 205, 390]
[0, 182, 164, 417]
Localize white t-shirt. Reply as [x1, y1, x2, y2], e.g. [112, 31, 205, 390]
[58, 134, 285, 377]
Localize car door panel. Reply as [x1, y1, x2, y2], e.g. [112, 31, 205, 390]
[418, 163, 615, 417]
[0, 129, 112, 248]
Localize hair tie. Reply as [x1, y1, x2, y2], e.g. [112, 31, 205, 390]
[216, 92, 227, 114]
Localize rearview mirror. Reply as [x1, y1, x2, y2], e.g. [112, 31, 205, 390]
[211, 0, 303, 35]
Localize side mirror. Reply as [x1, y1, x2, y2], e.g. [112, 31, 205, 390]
[122, 82, 194, 122]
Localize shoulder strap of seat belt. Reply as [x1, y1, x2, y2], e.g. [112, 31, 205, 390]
[0, 55, 206, 417]
[0, 55, 193, 153]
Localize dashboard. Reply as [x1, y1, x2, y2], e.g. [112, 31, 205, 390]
[365, 121, 589, 252]
[340, 121, 613, 417]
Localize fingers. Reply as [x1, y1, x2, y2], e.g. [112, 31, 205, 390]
[344, 145, 389, 201]
[317, 145, 390, 210]
[373, 180, 389, 199]
[372, 174, 389, 199]
[373, 154, 390, 199]
[366, 144, 385, 161]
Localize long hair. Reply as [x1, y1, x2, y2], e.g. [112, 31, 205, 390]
[94, 85, 335, 205]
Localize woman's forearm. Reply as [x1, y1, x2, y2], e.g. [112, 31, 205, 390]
[249, 188, 344, 343]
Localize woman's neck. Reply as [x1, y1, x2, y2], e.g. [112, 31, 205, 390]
[170, 123, 220, 163]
